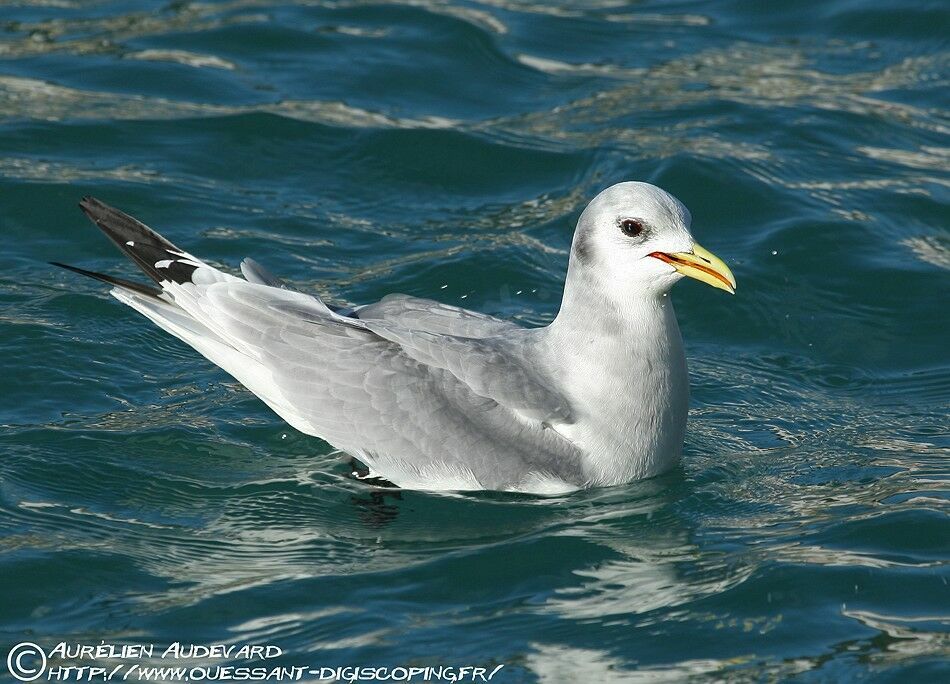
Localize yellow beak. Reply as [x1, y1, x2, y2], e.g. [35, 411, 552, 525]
[649, 242, 736, 294]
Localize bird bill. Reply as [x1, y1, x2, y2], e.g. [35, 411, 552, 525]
[649, 243, 737, 294]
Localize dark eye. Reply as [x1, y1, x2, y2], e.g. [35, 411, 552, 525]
[619, 218, 644, 237]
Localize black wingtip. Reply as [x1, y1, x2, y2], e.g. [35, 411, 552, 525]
[75, 197, 200, 287]
[51, 261, 163, 298]
[78, 196, 106, 222]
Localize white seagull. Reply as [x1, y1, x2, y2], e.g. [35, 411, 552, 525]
[54, 182, 736, 494]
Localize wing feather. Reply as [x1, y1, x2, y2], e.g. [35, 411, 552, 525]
[60, 199, 583, 490]
[355, 293, 516, 337]
[157, 280, 582, 489]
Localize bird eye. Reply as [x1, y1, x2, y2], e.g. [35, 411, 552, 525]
[619, 218, 644, 237]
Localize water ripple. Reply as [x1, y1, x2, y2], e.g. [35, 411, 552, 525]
[2, 0, 948, 680]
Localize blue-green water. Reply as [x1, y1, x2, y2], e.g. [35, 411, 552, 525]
[1, 0, 948, 681]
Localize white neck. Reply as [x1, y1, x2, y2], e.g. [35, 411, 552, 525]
[539, 266, 689, 485]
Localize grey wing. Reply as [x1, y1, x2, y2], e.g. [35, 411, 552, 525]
[132, 276, 583, 491]
[351, 295, 573, 422]
[58, 198, 581, 490]
[355, 293, 518, 338]
[357, 323, 572, 424]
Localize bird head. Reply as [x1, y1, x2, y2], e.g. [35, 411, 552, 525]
[571, 181, 736, 297]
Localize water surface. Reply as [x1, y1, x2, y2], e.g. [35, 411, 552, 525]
[1, 0, 948, 681]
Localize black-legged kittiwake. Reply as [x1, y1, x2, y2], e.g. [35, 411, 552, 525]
[53, 182, 736, 494]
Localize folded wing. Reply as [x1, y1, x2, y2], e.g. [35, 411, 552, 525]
[56, 199, 582, 491]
